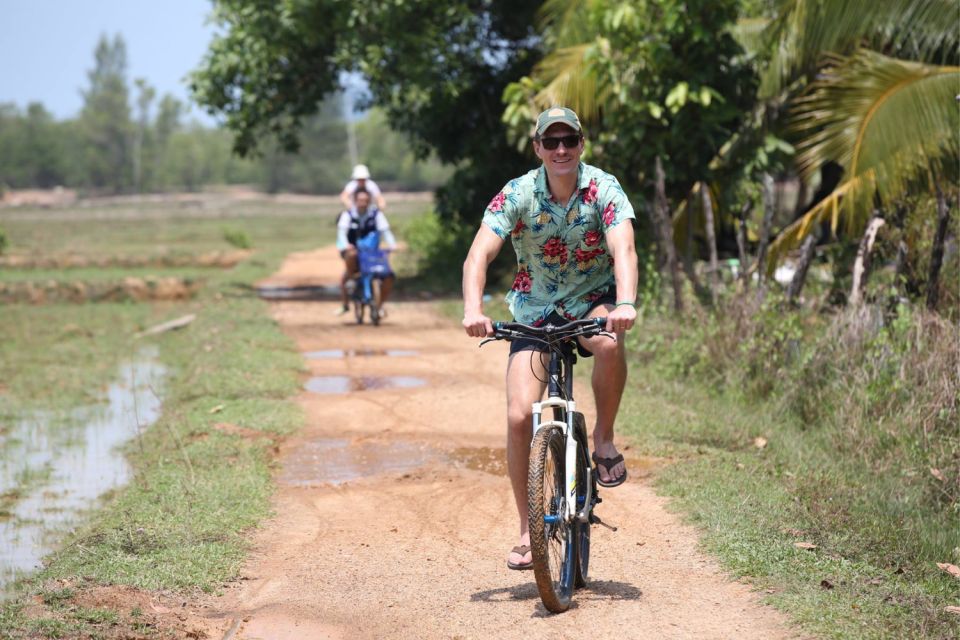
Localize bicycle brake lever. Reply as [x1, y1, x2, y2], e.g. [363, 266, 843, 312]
[478, 336, 498, 347]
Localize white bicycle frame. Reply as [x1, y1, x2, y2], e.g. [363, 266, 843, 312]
[532, 397, 578, 524]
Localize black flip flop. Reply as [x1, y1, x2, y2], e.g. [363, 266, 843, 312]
[506, 545, 533, 570]
[592, 452, 628, 488]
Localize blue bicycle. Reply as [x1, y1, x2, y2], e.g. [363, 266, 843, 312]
[351, 233, 392, 326]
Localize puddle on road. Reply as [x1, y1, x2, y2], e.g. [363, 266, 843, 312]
[304, 376, 426, 394]
[0, 348, 165, 596]
[450, 446, 508, 476]
[256, 284, 341, 301]
[280, 438, 445, 486]
[303, 349, 418, 360]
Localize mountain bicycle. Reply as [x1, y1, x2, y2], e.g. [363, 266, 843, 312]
[481, 317, 618, 613]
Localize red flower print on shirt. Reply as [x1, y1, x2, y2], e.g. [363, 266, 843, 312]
[542, 237, 568, 265]
[582, 179, 598, 205]
[602, 202, 617, 226]
[511, 219, 527, 237]
[584, 230, 602, 247]
[511, 267, 532, 293]
[574, 247, 604, 271]
[488, 191, 506, 212]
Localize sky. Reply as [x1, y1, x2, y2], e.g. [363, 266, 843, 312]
[1, 0, 221, 124]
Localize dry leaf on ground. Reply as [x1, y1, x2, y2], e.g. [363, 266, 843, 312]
[794, 542, 818, 550]
[753, 437, 768, 449]
[936, 563, 960, 579]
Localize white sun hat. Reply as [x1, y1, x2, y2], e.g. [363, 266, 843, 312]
[351, 164, 371, 180]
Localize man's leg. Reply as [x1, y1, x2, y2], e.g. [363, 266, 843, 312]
[339, 249, 358, 312]
[580, 304, 628, 484]
[380, 274, 393, 303]
[505, 348, 547, 567]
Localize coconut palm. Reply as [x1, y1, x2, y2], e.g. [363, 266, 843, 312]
[768, 50, 959, 265]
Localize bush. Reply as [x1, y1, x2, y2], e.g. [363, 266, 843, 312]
[0, 225, 8, 255]
[222, 227, 252, 250]
[402, 210, 474, 292]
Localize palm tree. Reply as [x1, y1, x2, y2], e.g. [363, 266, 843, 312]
[760, 0, 958, 277]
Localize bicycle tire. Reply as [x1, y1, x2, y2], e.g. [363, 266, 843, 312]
[572, 411, 591, 588]
[370, 278, 382, 326]
[353, 298, 364, 324]
[528, 425, 576, 613]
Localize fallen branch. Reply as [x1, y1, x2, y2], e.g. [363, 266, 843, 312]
[135, 314, 197, 338]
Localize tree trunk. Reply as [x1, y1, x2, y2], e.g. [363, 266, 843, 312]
[786, 227, 820, 305]
[926, 185, 952, 311]
[849, 214, 886, 306]
[653, 157, 684, 313]
[682, 187, 702, 293]
[736, 201, 751, 292]
[701, 182, 719, 306]
[755, 173, 776, 292]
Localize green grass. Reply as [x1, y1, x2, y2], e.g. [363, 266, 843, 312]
[605, 321, 960, 640]
[0, 192, 434, 637]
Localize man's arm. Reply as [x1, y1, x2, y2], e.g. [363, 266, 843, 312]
[339, 188, 352, 209]
[462, 225, 505, 338]
[605, 221, 639, 333]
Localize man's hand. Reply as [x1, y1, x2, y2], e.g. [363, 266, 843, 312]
[605, 304, 637, 334]
[463, 310, 494, 338]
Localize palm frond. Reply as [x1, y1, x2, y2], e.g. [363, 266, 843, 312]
[539, 0, 594, 47]
[532, 43, 607, 122]
[766, 174, 865, 273]
[766, 51, 959, 273]
[761, 0, 958, 95]
[730, 17, 771, 60]
[792, 49, 959, 199]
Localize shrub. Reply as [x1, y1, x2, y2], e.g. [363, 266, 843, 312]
[0, 225, 8, 255]
[222, 227, 252, 250]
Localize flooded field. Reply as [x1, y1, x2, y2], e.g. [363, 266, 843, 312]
[0, 348, 165, 596]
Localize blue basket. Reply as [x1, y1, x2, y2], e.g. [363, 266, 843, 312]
[358, 248, 392, 276]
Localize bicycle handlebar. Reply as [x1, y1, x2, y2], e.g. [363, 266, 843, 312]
[480, 317, 612, 347]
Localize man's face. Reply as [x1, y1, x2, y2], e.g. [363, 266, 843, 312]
[355, 192, 371, 211]
[533, 123, 583, 178]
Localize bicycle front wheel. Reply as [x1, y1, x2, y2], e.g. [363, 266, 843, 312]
[572, 411, 591, 588]
[528, 425, 576, 613]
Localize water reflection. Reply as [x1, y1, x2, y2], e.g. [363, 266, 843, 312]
[303, 349, 417, 359]
[304, 376, 426, 394]
[0, 348, 165, 596]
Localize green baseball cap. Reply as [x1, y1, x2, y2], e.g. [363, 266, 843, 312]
[535, 106, 582, 137]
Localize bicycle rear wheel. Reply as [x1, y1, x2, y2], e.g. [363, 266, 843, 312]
[528, 425, 576, 613]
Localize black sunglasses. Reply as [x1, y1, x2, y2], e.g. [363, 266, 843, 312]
[539, 134, 582, 151]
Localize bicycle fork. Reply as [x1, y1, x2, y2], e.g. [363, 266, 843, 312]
[532, 397, 585, 526]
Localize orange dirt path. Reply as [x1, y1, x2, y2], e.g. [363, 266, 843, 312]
[198, 245, 804, 640]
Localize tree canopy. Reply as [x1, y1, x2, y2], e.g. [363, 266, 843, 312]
[190, 0, 544, 223]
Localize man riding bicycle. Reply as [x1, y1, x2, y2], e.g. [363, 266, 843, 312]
[461, 106, 638, 571]
[336, 188, 397, 315]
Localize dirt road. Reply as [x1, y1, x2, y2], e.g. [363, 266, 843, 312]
[200, 246, 802, 640]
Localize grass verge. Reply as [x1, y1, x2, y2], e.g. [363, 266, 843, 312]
[0, 199, 350, 637]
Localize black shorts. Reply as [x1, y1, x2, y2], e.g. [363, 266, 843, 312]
[508, 290, 616, 359]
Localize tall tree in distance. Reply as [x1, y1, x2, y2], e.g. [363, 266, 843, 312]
[80, 34, 133, 192]
[133, 78, 156, 193]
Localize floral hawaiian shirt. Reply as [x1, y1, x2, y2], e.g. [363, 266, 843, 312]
[482, 162, 635, 325]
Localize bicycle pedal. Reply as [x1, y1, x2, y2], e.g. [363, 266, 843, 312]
[590, 513, 618, 532]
